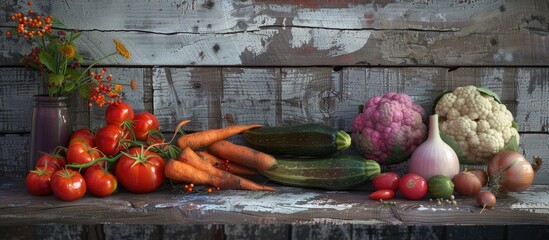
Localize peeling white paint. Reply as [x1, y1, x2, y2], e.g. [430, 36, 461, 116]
[178, 192, 356, 214]
[290, 28, 371, 57]
[510, 191, 549, 214]
[416, 205, 459, 212]
[493, 49, 514, 62]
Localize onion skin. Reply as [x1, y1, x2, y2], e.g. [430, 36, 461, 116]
[452, 171, 482, 197]
[488, 150, 534, 193]
[408, 114, 460, 180]
[468, 169, 488, 187]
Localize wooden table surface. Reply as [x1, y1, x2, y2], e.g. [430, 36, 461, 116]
[1, 177, 548, 226]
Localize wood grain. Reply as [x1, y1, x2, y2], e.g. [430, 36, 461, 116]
[1, 0, 549, 66]
[1, 177, 549, 226]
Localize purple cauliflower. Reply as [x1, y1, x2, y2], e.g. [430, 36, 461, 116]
[352, 92, 427, 165]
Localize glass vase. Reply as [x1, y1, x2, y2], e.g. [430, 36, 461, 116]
[29, 95, 72, 170]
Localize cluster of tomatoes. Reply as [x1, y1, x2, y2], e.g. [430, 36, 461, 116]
[368, 169, 491, 205]
[26, 100, 174, 201]
[369, 172, 428, 201]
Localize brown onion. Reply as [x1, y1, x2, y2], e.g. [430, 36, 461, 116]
[452, 171, 482, 196]
[488, 150, 534, 193]
[468, 168, 488, 187]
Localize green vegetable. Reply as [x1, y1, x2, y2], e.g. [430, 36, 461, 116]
[427, 175, 455, 199]
[243, 123, 351, 157]
[259, 155, 381, 190]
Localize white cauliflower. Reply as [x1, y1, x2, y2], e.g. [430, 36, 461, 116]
[434, 85, 519, 164]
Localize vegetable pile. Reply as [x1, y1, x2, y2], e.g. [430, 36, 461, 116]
[26, 100, 276, 201]
[25, 85, 542, 214]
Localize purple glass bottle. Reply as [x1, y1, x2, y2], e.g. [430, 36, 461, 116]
[29, 95, 72, 170]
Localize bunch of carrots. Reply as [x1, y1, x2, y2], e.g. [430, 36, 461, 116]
[165, 122, 277, 192]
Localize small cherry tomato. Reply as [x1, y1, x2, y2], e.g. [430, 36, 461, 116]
[35, 153, 66, 170]
[132, 111, 159, 141]
[26, 166, 56, 196]
[399, 173, 428, 200]
[50, 169, 87, 201]
[105, 100, 134, 126]
[66, 141, 101, 173]
[369, 189, 395, 200]
[95, 124, 130, 157]
[69, 128, 95, 147]
[85, 165, 118, 197]
[371, 172, 400, 192]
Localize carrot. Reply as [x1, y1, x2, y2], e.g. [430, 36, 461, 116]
[207, 140, 278, 171]
[178, 147, 273, 191]
[196, 150, 260, 176]
[236, 175, 275, 192]
[165, 160, 236, 189]
[178, 147, 235, 180]
[177, 124, 262, 150]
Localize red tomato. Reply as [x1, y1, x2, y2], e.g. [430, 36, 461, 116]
[50, 169, 87, 201]
[35, 153, 66, 170]
[132, 112, 159, 141]
[372, 172, 400, 192]
[105, 100, 134, 126]
[66, 141, 101, 172]
[369, 189, 395, 200]
[95, 124, 130, 157]
[69, 128, 95, 147]
[115, 147, 165, 194]
[399, 173, 428, 200]
[26, 166, 56, 196]
[85, 166, 118, 197]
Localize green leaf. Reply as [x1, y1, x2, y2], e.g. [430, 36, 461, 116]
[48, 73, 64, 87]
[79, 85, 91, 99]
[384, 144, 412, 165]
[477, 87, 502, 103]
[440, 133, 481, 165]
[512, 121, 519, 129]
[50, 86, 61, 95]
[39, 51, 58, 73]
[65, 68, 83, 81]
[503, 134, 520, 151]
[64, 82, 75, 92]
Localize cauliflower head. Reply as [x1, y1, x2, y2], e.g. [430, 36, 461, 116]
[434, 85, 519, 164]
[352, 92, 427, 165]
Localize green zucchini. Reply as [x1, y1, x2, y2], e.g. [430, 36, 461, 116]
[243, 123, 351, 157]
[260, 155, 381, 190]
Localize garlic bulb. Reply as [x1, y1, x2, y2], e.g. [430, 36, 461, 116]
[408, 114, 460, 180]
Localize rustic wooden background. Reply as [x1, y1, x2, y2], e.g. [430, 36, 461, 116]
[1, 0, 548, 238]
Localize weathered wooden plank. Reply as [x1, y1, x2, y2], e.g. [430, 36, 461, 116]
[0, 134, 31, 177]
[519, 134, 549, 184]
[224, 225, 289, 240]
[352, 225, 447, 240]
[292, 224, 352, 240]
[153, 67, 224, 131]
[2, 1, 549, 66]
[515, 68, 549, 132]
[152, 67, 549, 132]
[1, 177, 549, 225]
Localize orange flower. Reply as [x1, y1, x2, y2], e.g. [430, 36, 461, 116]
[114, 84, 123, 92]
[113, 39, 130, 59]
[59, 44, 76, 58]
